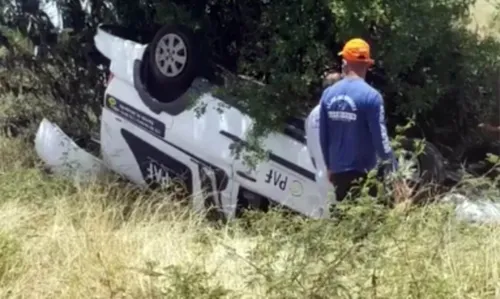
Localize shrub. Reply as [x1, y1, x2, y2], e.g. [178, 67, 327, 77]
[0, 21, 105, 139]
[0, 0, 499, 162]
[155, 0, 500, 160]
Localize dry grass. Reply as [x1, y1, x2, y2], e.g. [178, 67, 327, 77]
[0, 2, 498, 297]
[0, 138, 497, 298]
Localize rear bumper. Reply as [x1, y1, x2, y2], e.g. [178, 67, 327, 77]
[34, 118, 108, 183]
[94, 24, 145, 63]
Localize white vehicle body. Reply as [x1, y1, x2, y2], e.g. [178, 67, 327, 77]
[34, 23, 447, 219]
[93, 25, 334, 220]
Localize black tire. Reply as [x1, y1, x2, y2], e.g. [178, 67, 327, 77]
[399, 138, 446, 185]
[147, 24, 200, 93]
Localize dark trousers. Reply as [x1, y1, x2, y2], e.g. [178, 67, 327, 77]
[329, 170, 387, 242]
[329, 170, 377, 202]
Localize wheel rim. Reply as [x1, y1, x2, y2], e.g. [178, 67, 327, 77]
[154, 33, 188, 78]
[400, 149, 422, 182]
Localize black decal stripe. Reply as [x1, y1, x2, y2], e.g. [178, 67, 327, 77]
[219, 130, 316, 181]
[268, 154, 315, 181]
[121, 129, 229, 192]
[122, 129, 193, 193]
[236, 171, 257, 182]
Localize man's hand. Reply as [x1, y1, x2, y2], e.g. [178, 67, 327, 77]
[478, 123, 500, 132]
[478, 123, 500, 141]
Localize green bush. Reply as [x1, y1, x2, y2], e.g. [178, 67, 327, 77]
[1, 0, 499, 162]
[155, 0, 500, 159]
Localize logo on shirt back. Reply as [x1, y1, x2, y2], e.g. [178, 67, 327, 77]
[326, 95, 357, 122]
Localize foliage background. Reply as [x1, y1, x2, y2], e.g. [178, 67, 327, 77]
[0, 0, 499, 161]
[0, 2, 499, 297]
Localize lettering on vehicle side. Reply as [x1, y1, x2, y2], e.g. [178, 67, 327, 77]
[265, 168, 288, 191]
[145, 160, 171, 187]
[264, 169, 304, 196]
[121, 129, 192, 192]
[105, 94, 166, 138]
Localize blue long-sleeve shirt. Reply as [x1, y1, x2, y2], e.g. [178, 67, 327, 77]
[319, 77, 396, 174]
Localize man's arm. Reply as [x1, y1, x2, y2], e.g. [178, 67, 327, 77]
[366, 93, 411, 203]
[319, 98, 330, 171]
[366, 92, 396, 171]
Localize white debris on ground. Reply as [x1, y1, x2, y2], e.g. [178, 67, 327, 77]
[456, 200, 500, 224]
[443, 192, 500, 224]
[441, 193, 469, 205]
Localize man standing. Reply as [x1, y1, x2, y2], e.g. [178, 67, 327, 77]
[319, 38, 397, 202]
[305, 72, 342, 203]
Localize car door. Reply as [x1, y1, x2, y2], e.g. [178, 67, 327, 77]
[101, 114, 199, 193]
[226, 121, 328, 218]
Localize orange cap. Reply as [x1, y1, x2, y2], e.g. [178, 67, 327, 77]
[338, 38, 374, 65]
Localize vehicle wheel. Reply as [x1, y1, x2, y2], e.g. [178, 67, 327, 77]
[399, 138, 446, 185]
[148, 24, 200, 92]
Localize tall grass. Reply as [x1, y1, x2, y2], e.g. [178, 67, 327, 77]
[0, 137, 497, 298]
[0, 2, 498, 297]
